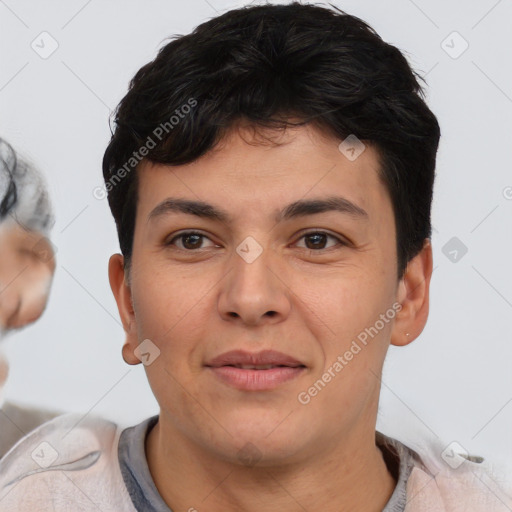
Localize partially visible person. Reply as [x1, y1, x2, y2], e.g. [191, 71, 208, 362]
[0, 137, 60, 458]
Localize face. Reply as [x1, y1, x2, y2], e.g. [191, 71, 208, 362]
[0, 221, 55, 335]
[110, 123, 432, 465]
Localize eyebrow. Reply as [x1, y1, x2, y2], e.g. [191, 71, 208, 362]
[148, 196, 368, 224]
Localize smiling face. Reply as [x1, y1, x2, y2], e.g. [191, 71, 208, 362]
[109, 122, 432, 465]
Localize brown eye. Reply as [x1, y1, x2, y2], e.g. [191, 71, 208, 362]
[167, 231, 216, 251]
[295, 231, 346, 251]
[180, 233, 203, 250]
[304, 233, 329, 250]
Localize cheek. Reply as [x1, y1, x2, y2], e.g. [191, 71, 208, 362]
[132, 275, 209, 373]
[305, 273, 395, 364]
[132, 269, 184, 337]
[306, 276, 374, 332]
[0, 253, 23, 285]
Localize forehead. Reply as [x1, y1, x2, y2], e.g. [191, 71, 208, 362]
[135, 123, 391, 226]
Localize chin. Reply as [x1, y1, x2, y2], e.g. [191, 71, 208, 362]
[223, 420, 307, 462]
[206, 434, 304, 469]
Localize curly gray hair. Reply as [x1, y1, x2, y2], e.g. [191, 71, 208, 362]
[0, 138, 54, 234]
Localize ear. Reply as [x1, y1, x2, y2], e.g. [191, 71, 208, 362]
[391, 239, 433, 347]
[108, 254, 141, 365]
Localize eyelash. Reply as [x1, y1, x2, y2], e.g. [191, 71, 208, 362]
[166, 230, 348, 252]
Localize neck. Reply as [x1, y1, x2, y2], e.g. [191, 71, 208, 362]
[146, 417, 396, 512]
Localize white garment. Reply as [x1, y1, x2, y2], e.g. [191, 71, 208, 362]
[403, 439, 512, 511]
[0, 412, 510, 511]
[0, 413, 134, 512]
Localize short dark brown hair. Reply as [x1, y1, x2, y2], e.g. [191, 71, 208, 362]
[103, 2, 440, 278]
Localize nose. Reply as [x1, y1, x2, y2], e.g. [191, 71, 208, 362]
[217, 241, 291, 327]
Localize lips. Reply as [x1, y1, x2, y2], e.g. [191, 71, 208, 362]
[205, 349, 305, 369]
[205, 350, 306, 391]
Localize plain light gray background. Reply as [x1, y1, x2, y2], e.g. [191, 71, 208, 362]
[1, 0, 511, 472]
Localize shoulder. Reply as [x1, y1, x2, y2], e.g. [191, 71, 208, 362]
[400, 436, 512, 511]
[0, 400, 61, 458]
[0, 413, 136, 512]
